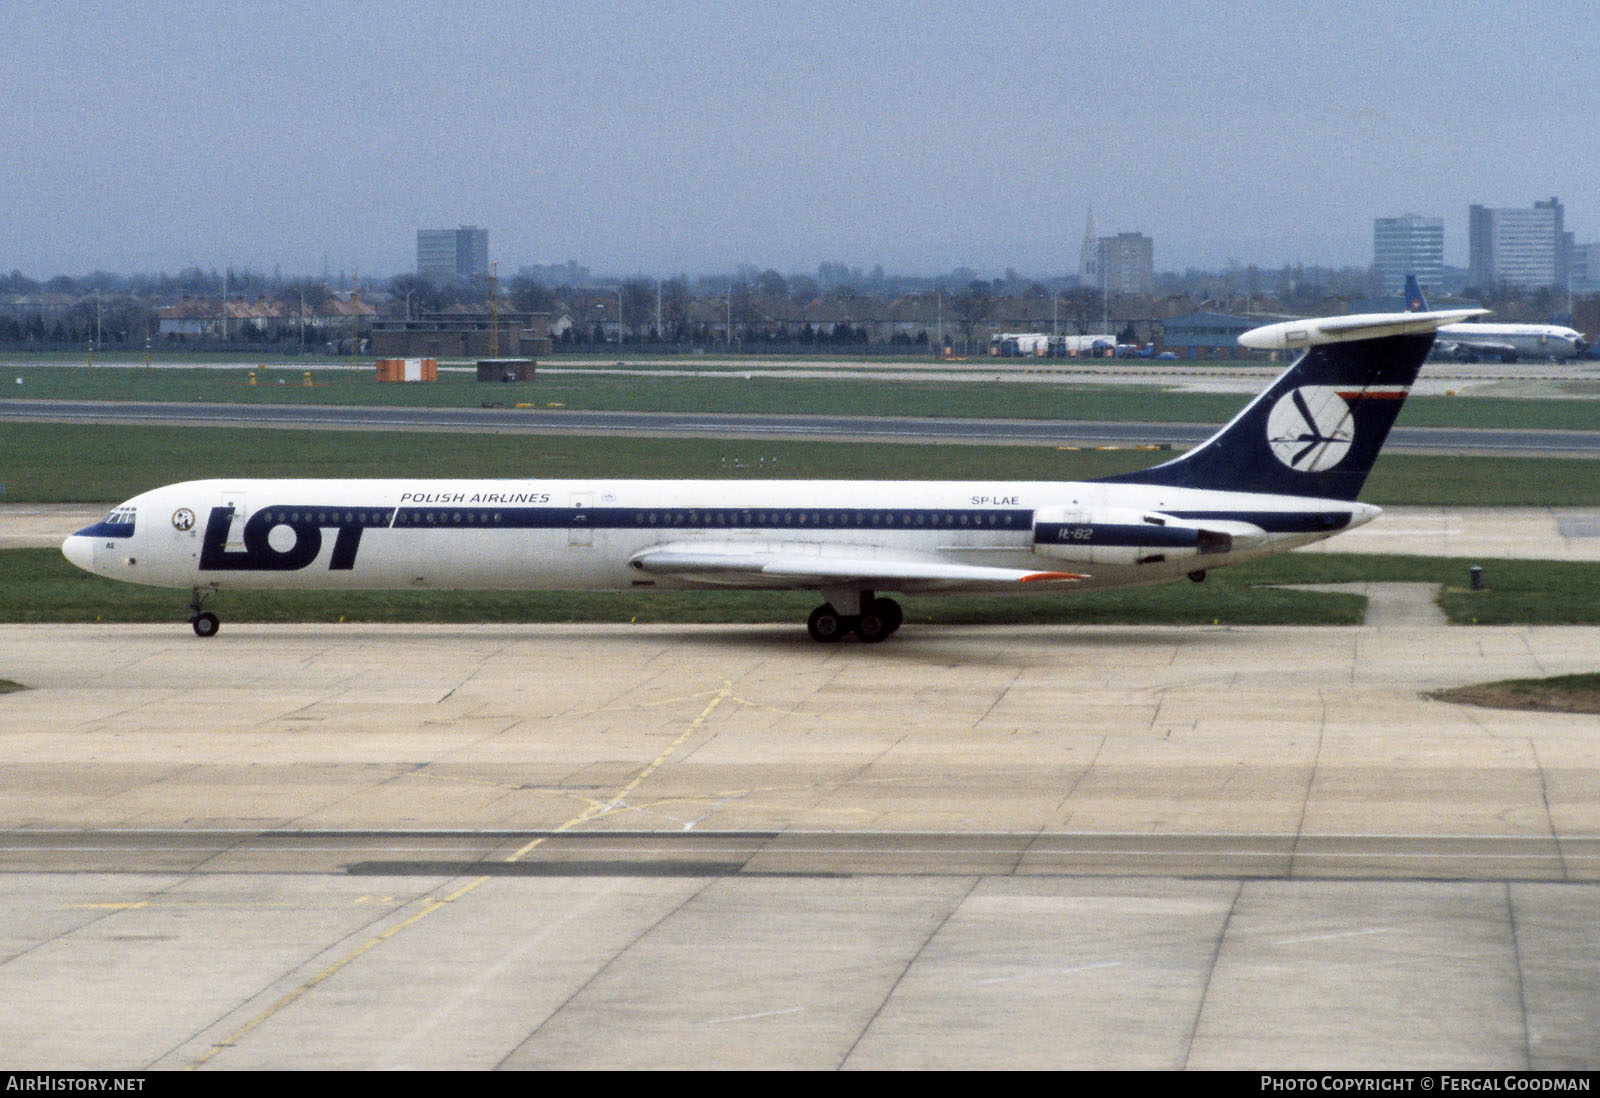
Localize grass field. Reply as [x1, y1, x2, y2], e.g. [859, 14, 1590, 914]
[1430, 672, 1600, 714]
[6, 361, 1600, 431]
[2, 420, 1597, 508]
[5, 547, 1598, 629]
[0, 545, 1363, 627]
[1251, 552, 1600, 625]
[4, 371, 1599, 629]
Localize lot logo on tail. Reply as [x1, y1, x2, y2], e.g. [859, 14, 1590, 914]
[1266, 386, 1355, 472]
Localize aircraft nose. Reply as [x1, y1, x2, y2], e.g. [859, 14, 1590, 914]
[62, 534, 96, 573]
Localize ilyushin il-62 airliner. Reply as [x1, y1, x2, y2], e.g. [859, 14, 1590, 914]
[1407, 275, 1587, 362]
[61, 308, 1483, 642]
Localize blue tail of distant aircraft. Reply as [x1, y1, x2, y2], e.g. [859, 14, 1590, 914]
[1404, 274, 1430, 313]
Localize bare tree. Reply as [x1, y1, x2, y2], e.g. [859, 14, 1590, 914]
[951, 280, 992, 351]
[621, 278, 655, 339]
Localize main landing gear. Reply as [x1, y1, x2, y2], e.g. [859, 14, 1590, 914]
[806, 591, 904, 644]
[188, 588, 220, 638]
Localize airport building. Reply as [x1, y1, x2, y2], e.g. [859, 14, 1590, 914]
[1373, 214, 1444, 294]
[1160, 311, 1297, 358]
[417, 226, 490, 285]
[1468, 198, 1566, 289]
[370, 308, 552, 359]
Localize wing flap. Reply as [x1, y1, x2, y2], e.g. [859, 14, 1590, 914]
[630, 541, 1086, 589]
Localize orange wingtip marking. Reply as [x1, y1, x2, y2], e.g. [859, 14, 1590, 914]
[1020, 571, 1088, 582]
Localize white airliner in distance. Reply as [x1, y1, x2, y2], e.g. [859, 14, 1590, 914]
[61, 308, 1483, 642]
[1406, 275, 1588, 362]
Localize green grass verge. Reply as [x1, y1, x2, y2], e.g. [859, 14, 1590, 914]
[0, 422, 1160, 502]
[0, 679, 24, 694]
[0, 546, 1362, 627]
[1430, 672, 1600, 714]
[0, 350, 354, 366]
[1244, 553, 1600, 625]
[1434, 559, 1600, 625]
[5, 362, 1600, 431]
[3, 421, 1598, 507]
[8, 546, 1599, 627]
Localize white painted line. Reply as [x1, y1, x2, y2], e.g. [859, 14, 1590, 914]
[1273, 927, 1395, 947]
[706, 1006, 804, 1025]
[975, 961, 1122, 985]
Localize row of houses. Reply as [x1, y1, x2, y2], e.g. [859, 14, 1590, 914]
[364, 300, 1316, 358]
[153, 296, 376, 340]
[381, 293, 1131, 350]
[0, 286, 1370, 357]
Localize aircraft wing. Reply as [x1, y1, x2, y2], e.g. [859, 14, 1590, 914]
[629, 541, 1087, 590]
[1238, 308, 1487, 349]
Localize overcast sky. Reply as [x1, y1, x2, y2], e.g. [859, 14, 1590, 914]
[4, 0, 1595, 280]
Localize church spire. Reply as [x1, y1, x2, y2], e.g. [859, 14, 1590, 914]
[1078, 205, 1098, 283]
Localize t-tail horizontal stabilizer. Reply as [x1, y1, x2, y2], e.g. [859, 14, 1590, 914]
[1101, 309, 1486, 501]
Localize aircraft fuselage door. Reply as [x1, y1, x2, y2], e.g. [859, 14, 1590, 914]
[220, 490, 248, 550]
[569, 492, 594, 546]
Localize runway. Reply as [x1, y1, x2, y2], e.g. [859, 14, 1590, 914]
[3, 620, 1599, 1068]
[4, 395, 1599, 455]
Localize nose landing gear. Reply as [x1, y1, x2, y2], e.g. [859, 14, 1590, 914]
[188, 589, 220, 638]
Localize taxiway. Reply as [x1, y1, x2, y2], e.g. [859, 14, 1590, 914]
[3, 498, 1598, 1068]
[1, 617, 1598, 1069]
[4, 396, 1599, 456]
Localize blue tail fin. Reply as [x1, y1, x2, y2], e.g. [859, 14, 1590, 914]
[1099, 332, 1434, 501]
[1404, 274, 1430, 312]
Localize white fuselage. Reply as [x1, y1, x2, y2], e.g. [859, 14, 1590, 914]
[64, 477, 1378, 597]
[1438, 321, 1587, 361]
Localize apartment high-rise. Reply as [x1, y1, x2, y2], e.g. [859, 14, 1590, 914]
[1373, 214, 1444, 294]
[416, 226, 490, 285]
[1468, 199, 1565, 289]
[1570, 242, 1600, 294]
[1096, 232, 1153, 295]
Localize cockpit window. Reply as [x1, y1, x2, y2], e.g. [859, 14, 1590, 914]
[82, 507, 137, 538]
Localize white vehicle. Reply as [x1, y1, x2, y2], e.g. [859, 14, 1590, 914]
[990, 333, 1114, 357]
[63, 309, 1483, 643]
[991, 332, 1052, 356]
[1406, 275, 1588, 362]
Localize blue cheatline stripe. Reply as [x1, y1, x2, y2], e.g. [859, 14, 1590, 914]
[238, 504, 1345, 537]
[388, 505, 1038, 533]
[73, 521, 136, 539]
[1166, 510, 1351, 533]
[250, 506, 394, 528]
[1033, 522, 1201, 548]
